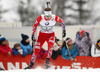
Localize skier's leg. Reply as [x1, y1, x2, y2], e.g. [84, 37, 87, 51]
[25, 41, 45, 69]
[25, 32, 46, 69]
[45, 34, 55, 69]
[31, 41, 45, 62]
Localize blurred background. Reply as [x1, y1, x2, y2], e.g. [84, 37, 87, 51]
[1, 0, 100, 25]
[0, 0, 100, 48]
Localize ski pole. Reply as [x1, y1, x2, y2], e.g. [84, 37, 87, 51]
[65, 43, 75, 68]
[61, 24, 75, 68]
[62, 37, 75, 68]
[32, 36, 36, 52]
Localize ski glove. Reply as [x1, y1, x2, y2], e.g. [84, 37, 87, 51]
[31, 35, 36, 41]
[63, 30, 66, 38]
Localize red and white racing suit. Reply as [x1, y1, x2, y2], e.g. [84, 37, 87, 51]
[31, 14, 66, 63]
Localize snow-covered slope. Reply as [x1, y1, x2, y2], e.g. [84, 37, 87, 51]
[1, 68, 100, 72]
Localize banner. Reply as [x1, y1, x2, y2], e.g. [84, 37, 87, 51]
[0, 53, 100, 70]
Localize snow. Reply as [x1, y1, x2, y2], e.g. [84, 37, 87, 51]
[72, 3, 79, 10]
[0, 0, 19, 10]
[64, 0, 73, 7]
[0, 0, 44, 22]
[1, 10, 20, 22]
[1, 68, 100, 72]
[30, 0, 43, 13]
[0, 0, 100, 25]
[64, 9, 74, 15]
[0, 0, 20, 22]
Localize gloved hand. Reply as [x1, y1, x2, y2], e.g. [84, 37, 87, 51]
[18, 49, 23, 55]
[31, 35, 36, 41]
[55, 37, 59, 42]
[63, 30, 66, 38]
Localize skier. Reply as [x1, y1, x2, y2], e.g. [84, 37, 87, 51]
[25, 2, 66, 69]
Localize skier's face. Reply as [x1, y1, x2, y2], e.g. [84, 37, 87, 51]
[45, 15, 52, 20]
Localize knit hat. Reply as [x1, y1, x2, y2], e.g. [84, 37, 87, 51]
[21, 33, 29, 40]
[0, 35, 6, 44]
[80, 30, 85, 37]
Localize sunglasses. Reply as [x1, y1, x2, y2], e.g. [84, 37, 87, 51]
[45, 15, 51, 17]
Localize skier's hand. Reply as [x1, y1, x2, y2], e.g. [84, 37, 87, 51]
[63, 30, 66, 38]
[31, 35, 36, 41]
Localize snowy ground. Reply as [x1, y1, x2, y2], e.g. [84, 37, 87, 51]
[1, 69, 100, 72]
[0, 66, 100, 72]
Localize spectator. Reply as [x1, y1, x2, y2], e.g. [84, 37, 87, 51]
[0, 35, 12, 56]
[20, 33, 32, 54]
[91, 39, 100, 57]
[6, 40, 9, 45]
[75, 30, 92, 56]
[75, 31, 85, 47]
[81, 32, 92, 56]
[51, 37, 62, 60]
[61, 38, 78, 61]
[75, 30, 84, 56]
[12, 43, 26, 57]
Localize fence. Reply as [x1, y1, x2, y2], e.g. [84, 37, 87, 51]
[0, 53, 100, 70]
[0, 25, 100, 48]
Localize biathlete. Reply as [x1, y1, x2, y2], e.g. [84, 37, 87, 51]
[25, 2, 66, 69]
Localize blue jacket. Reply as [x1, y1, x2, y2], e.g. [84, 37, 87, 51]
[20, 42, 32, 54]
[12, 48, 26, 57]
[61, 44, 78, 60]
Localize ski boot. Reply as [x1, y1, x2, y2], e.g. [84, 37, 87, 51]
[24, 61, 34, 69]
[45, 58, 50, 69]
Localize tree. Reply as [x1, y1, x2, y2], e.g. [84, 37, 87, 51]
[18, 0, 39, 26]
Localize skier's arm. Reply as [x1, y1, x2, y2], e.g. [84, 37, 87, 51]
[32, 16, 42, 35]
[55, 15, 66, 31]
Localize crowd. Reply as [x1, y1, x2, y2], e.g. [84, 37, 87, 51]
[0, 30, 100, 70]
[51, 30, 100, 60]
[0, 34, 33, 57]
